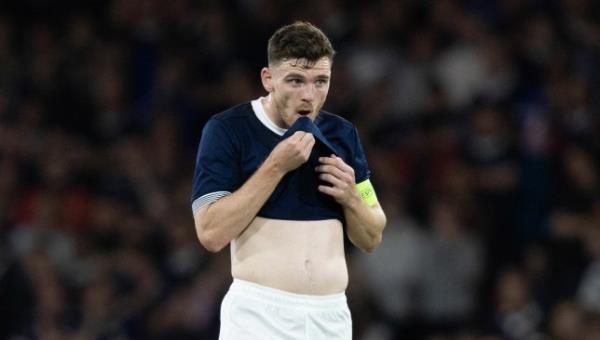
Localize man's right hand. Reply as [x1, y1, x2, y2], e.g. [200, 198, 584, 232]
[267, 131, 315, 174]
[195, 131, 315, 252]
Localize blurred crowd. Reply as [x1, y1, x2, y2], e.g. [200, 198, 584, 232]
[0, 0, 599, 339]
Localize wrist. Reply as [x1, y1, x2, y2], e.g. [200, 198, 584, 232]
[262, 156, 287, 179]
[341, 188, 363, 209]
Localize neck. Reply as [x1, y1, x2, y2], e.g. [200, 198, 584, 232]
[261, 94, 286, 129]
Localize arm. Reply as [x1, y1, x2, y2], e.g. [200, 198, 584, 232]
[316, 155, 386, 252]
[194, 131, 315, 252]
[342, 196, 386, 253]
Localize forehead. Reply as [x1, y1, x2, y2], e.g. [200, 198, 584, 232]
[273, 57, 332, 76]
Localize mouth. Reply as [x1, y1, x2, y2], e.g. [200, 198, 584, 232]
[296, 110, 312, 116]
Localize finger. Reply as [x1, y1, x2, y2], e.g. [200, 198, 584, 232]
[318, 157, 354, 181]
[319, 155, 347, 169]
[333, 155, 354, 174]
[315, 164, 348, 181]
[302, 136, 316, 157]
[300, 132, 314, 145]
[318, 185, 342, 198]
[297, 131, 308, 142]
[330, 156, 355, 179]
[290, 131, 305, 141]
[319, 173, 345, 187]
[318, 156, 337, 165]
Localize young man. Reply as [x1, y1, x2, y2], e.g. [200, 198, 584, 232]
[191, 21, 386, 340]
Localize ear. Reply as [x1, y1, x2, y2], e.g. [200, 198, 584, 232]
[261, 67, 274, 93]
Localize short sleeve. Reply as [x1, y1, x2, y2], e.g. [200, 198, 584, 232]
[351, 126, 371, 183]
[191, 118, 241, 212]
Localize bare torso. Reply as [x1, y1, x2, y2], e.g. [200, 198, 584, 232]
[231, 217, 348, 295]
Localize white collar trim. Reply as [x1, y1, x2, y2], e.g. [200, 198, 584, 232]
[251, 96, 287, 136]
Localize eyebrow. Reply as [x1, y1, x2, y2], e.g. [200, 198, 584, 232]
[285, 73, 330, 80]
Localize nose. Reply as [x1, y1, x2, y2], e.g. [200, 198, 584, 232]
[300, 83, 316, 102]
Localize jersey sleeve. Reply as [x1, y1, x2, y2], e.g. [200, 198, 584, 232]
[191, 118, 241, 213]
[351, 126, 371, 183]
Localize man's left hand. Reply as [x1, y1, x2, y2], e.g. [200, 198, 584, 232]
[315, 155, 357, 206]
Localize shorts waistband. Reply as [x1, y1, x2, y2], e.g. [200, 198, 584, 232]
[229, 279, 347, 310]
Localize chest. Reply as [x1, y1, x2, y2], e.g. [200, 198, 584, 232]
[236, 123, 353, 180]
[231, 120, 353, 221]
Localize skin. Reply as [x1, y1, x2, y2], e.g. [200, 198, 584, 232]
[261, 56, 386, 252]
[260, 57, 332, 128]
[193, 56, 386, 294]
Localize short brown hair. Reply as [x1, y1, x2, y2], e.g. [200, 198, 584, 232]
[267, 21, 336, 66]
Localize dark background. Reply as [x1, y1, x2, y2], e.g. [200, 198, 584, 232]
[0, 0, 599, 339]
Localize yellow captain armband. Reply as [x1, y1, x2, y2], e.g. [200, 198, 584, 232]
[355, 179, 378, 207]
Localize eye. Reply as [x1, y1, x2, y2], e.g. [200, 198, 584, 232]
[287, 78, 303, 85]
[316, 79, 328, 86]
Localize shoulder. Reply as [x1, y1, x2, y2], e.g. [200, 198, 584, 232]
[201, 102, 254, 146]
[202, 102, 253, 138]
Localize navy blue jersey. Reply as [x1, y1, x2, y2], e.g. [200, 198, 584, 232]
[191, 99, 371, 222]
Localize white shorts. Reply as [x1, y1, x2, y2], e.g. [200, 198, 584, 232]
[219, 279, 352, 340]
